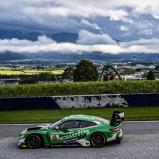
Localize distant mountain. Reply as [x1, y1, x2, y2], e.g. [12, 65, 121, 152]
[27, 52, 159, 64]
[0, 52, 159, 64]
[0, 29, 39, 41]
[0, 28, 78, 42]
[0, 51, 159, 64]
[0, 52, 28, 61]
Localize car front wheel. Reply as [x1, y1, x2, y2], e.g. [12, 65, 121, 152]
[26, 135, 42, 149]
[91, 132, 106, 147]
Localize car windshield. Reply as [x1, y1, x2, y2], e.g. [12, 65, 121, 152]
[49, 118, 64, 128]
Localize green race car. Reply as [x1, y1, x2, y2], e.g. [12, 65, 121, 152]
[18, 111, 124, 148]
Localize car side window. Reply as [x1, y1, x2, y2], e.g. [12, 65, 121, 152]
[58, 120, 80, 131]
[80, 120, 97, 128]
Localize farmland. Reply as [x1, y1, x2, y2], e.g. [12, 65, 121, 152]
[0, 68, 64, 75]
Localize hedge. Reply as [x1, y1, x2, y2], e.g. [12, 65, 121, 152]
[0, 80, 159, 97]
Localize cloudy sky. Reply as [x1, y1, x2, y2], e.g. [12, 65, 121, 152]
[1, 0, 159, 54]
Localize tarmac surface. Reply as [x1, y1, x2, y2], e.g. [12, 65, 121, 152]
[0, 121, 159, 159]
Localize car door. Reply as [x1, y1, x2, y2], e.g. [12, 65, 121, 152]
[78, 120, 97, 135]
[48, 120, 81, 145]
[47, 128, 63, 145]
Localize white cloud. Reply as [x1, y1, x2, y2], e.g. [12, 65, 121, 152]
[0, 0, 130, 33]
[0, 0, 159, 45]
[120, 25, 128, 31]
[80, 19, 101, 30]
[106, 10, 128, 21]
[121, 38, 159, 46]
[77, 30, 116, 45]
[0, 35, 56, 46]
[137, 21, 153, 35]
[0, 34, 159, 54]
[1, 0, 159, 24]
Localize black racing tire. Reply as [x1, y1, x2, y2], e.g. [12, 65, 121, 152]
[26, 134, 42, 149]
[90, 132, 106, 148]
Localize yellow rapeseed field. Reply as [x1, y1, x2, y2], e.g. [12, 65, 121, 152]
[0, 69, 64, 75]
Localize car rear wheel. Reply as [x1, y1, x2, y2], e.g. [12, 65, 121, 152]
[26, 135, 42, 149]
[91, 132, 106, 147]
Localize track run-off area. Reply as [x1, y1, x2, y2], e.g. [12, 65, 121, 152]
[0, 121, 159, 159]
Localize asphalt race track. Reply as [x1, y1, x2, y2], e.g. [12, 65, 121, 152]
[0, 121, 159, 159]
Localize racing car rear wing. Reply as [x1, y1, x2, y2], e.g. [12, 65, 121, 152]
[110, 111, 124, 126]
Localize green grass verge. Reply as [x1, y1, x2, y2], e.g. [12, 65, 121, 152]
[0, 107, 159, 123]
[0, 80, 159, 96]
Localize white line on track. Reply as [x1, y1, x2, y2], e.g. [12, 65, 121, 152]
[125, 121, 159, 123]
[0, 124, 35, 125]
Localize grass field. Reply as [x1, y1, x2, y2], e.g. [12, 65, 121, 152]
[0, 69, 64, 75]
[22, 70, 64, 75]
[0, 80, 159, 96]
[0, 70, 25, 75]
[0, 107, 158, 123]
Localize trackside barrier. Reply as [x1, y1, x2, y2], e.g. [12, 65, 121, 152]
[0, 93, 159, 110]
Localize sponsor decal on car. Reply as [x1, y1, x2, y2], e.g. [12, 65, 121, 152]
[63, 130, 89, 140]
[50, 130, 89, 141]
[50, 134, 62, 141]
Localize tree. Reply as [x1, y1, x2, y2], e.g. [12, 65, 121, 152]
[103, 71, 115, 81]
[38, 72, 56, 81]
[73, 60, 98, 81]
[63, 66, 74, 80]
[19, 75, 39, 84]
[147, 71, 155, 80]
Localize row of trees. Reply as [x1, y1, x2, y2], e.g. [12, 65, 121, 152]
[19, 73, 57, 84]
[0, 60, 156, 84]
[0, 73, 57, 84]
[64, 60, 156, 81]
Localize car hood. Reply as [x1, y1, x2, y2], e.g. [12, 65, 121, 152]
[27, 123, 50, 131]
[38, 123, 50, 128]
